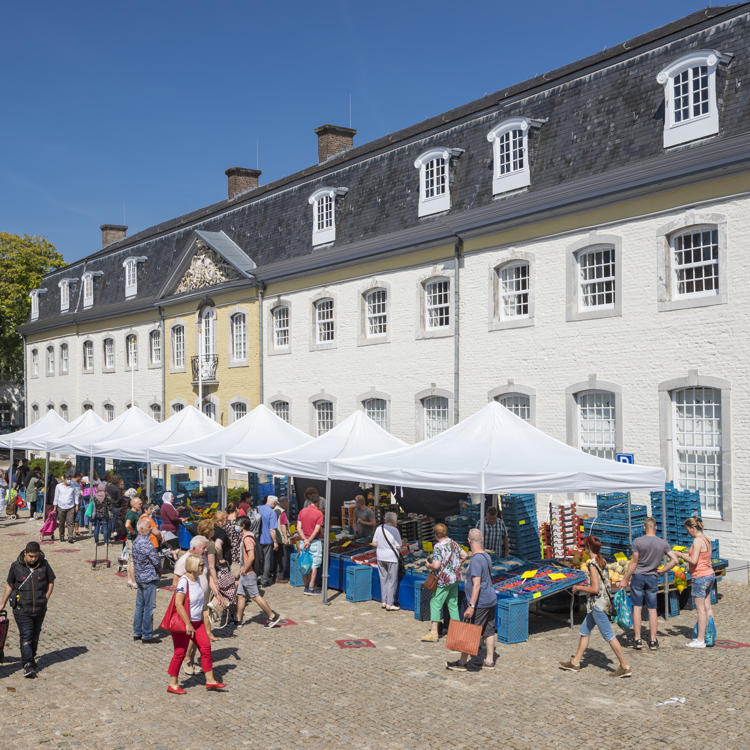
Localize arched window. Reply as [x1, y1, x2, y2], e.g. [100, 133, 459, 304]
[32, 404, 39, 422]
[150, 330, 162, 365]
[172, 403, 184, 415]
[314, 400, 333, 436]
[122, 257, 146, 297]
[31, 349, 39, 377]
[363, 398, 387, 430]
[578, 391, 616, 461]
[272, 400, 290, 422]
[171, 325, 185, 368]
[201, 308, 216, 356]
[413, 147, 462, 217]
[46, 346, 54, 375]
[365, 290, 387, 337]
[272, 306, 289, 349]
[231, 402, 247, 422]
[60, 343, 68, 373]
[103, 338, 115, 370]
[487, 117, 544, 195]
[497, 393, 530, 422]
[203, 402, 216, 421]
[315, 299, 335, 343]
[83, 273, 93, 307]
[60, 404, 68, 422]
[576, 246, 616, 310]
[104, 404, 115, 422]
[423, 395, 449, 439]
[83, 341, 94, 371]
[126, 335, 137, 368]
[671, 226, 719, 298]
[231, 313, 247, 361]
[308, 187, 347, 246]
[498, 262, 530, 319]
[151, 404, 162, 422]
[673, 387, 722, 514]
[425, 279, 450, 330]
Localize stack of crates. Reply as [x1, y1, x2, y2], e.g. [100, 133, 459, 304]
[582, 494, 646, 555]
[273, 476, 289, 499]
[539, 523, 553, 558]
[171, 473, 190, 492]
[459, 499, 481, 526]
[500, 495, 540, 559]
[650, 482, 701, 547]
[549, 501, 581, 557]
[445, 515, 471, 547]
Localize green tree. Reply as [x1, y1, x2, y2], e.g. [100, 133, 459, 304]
[0, 233, 66, 382]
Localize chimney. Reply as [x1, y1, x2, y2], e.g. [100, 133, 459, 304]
[100, 224, 127, 248]
[225, 167, 261, 200]
[315, 124, 357, 163]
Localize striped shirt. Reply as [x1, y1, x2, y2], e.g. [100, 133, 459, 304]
[476, 517, 508, 554]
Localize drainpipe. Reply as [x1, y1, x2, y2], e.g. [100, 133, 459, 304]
[21, 333, 27, 429]
[258, 282, 266, 406]
[158, 305, 166, 491]
[453, 237, 463, 427]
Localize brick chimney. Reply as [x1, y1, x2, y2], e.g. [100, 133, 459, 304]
[315, 124, 357, 163]
[225, 167, 261, 200]
[100, 224, 127, 248]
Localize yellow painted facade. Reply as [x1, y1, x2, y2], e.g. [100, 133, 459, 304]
[163, 288, 260, 427]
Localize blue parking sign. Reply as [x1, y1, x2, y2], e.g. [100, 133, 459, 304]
[616, 453, 635, 464]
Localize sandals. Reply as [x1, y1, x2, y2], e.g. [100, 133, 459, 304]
[182, 661, 197, 675]
[386, 605, 401, 611]
[421, 633, 440, 642]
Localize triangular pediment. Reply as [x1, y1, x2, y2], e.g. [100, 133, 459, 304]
[158, 230, 256, 299]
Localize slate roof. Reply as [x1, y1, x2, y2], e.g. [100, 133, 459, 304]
[22, 2, 750, 333]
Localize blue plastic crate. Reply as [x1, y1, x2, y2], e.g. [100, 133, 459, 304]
[346, 564, 373, 602]
[495, 597, 529, 644]
[178, 526, 192, 550]
[327, 558, 343, 591]
[290, 553, 304, 587]
[414, 581, 433, 621]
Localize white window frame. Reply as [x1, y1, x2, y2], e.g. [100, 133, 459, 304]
[670, 226, 720, 300]
[315, 299, 335, 344]
[171, 324, 186, 371]
[364, 289, 388, 339]
[82, 341, 94, 373]
[576, 245, 616, 312]
[31, 404, 39, 422]
[271, 400, 290, 423]
[231, 401, 248, 423]
[103, 338, 115, 371]
[126, 334, 138, 370]
[122, 256, 147, 298]
[657, 212, 727, 312]
[487, 117, 544, 195]
[150, 403, 162, 422]
[423, 395, 450, 439]
[104, 403, 115, 423]
[499, 261, 530, 320]
[566, 234, 623, 321]
[171, 399, 186, 415]
[488, 383, 537, 426]
[314, 400, 334, 436]
[31, 349, 39, 378]
[81, 271, 100, 309]
[424, 278, 450, 330]
[363, 397, 388, 430]
[273, 306, 290, 350]
[415, 387, 453, 442]
[59, 343, 68, 375]
[150, 329, 162, 366]
[657, 50, 732, 148]
[413, 147, 463, 217]
[30, 291, 40, 321]
[46, 346, 54, 376]
[231, 312, 248, 362]
[58, 279, 72, 313]
[308, 187, 348, 246]
[60, 403, 68, 422]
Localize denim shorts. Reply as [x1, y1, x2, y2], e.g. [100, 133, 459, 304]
[629, 573, 659, 609]
[580, 607, 616, 642]
[692, 573, 715, 599]
[309, 539, 323, 569]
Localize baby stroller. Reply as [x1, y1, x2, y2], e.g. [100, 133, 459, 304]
[40, 508, 57, 541]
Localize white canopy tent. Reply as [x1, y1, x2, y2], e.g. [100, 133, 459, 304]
[224, 409, 407, 603]
[148, 404, 312, 469]
[328, 401, 666, 493]
[20, 408, 106, 454]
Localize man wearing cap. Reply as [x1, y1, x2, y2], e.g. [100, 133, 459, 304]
[258, 496, 279, 587]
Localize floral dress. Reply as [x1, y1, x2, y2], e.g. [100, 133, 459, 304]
[586, 559, 612, 614]
[432, 539, 463, 588]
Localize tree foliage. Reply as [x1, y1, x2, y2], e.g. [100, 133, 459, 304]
[0, 233, 66, 383]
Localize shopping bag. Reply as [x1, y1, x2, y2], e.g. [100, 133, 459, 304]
[613, 589, 633, 631]
[693, 616, 717, 647]
[298, 547, 313, 575]
[159, 578, 191, 633]
[85, 500, 95, 519]
[445, 618, 482, 656]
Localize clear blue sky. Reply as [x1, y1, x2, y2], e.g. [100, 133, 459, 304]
[1, 0, 712, 263]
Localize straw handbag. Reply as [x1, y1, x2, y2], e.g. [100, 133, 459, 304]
[445, 618, 482, 656]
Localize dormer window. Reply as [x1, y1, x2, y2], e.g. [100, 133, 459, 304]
[58, 278, 77, 313]
[82, 271, 102, 309]
[414, 147, 463, 217]
[657, 49, 732, 148]
[29, 289, 46, 321]
[122, 256, 147, 298]
[308, 187, 348, 246]
[487, 117, 545, 195]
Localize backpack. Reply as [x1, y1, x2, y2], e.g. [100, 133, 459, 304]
[242, 533, 264, 577]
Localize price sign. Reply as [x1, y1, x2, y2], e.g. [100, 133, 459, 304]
[422, 542, 433, 552]
[672, 545, 687, 552]
[614, 552, 628, 562]
[329, 532, 337, 541]
[533, 592, 542, 599]
[548, 573, 566, 581]
[289, 524, 296, 534]
[519, 520, 526, 525]
[521, 570, 537, 579]
[342, 541, 351, 548]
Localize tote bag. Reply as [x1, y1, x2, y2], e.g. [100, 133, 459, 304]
[445, 618, 482, 656]
[160, 577, 191, 633]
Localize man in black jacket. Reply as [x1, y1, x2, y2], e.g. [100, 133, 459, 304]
[0, 541, 56, 678]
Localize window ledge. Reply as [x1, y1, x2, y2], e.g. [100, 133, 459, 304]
[310, 341, 337, 352]
[703, 517, 731, 533]
[228, 359, 249, 369]
[357, 335, 390, 347]
[148, 361, 163, 370]
[416, 327, 453, 341]
[102, 367, 116, 374]
[169, 366, 187, 374]
[489, 317, 534, 332]
[658, 293, 727, 312]
[567, 307, 621, 323]
[82, 370, 95, 375]
[267, 347, 291, 357]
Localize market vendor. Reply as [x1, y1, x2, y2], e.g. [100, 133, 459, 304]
[354, 495, 377, 538]
[476, 506, 509, 557]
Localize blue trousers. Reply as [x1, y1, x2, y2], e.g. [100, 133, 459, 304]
[13, 611, 45, 667]
[133, 581, 157, 639]
[94, 518, 109, 545]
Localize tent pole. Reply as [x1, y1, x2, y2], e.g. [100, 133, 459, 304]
[44, 451, 50, 515]
[321, 478, 332, 605]
[627, 491, 632, 550]
[146, 462, 152, 502]
[480, 494, 486, 543]
[90, 452, 94, 484]
[662, 489, 669, 621]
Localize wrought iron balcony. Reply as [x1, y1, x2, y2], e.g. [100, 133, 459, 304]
[191, 354, 219, 385]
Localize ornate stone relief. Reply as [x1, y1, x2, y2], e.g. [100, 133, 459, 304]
[176, 242, 241, 293]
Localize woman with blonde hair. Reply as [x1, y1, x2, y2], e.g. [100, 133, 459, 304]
[167, 554, 225, 694]
[677, 517, 716, 648]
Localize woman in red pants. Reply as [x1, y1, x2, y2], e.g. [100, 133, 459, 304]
[167, 554, 226, 694]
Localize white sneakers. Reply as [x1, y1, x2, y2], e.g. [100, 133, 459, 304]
[685, 639, 707, 648]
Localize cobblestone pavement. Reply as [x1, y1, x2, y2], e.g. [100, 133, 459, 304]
[0, 518, 748, 750]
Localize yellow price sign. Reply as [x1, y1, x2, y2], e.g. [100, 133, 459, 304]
[289, 524, 296, 534]
[329, 532, 337, 541]
[519, 520, 526, 525]
[533, 592, 542, 599]
[521, 570, 537, 579]
[614, 552, 628, 562]
[580, 525, 585, 532]
[548, 573, 566, 581]
[672, 545, 687, 552]
[422, 542, 433, 552]
[342, 541, 351, 548]
[460, 545, 469, 553]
